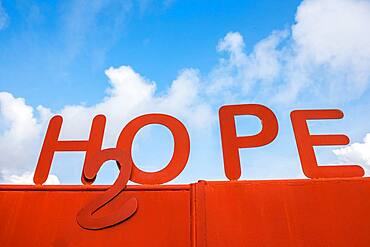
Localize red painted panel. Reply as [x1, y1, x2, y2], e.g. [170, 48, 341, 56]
[0, 185, 191, 247]
[195, 178, 370, 247]
[1, 178, 370, 246]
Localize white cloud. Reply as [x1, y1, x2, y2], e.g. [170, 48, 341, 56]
[0, 66, 213, 183]
[282, 0, 370, 102]
[293, 0, 370, 68]
[333, 133, 370, 173]
[2, 171, 60, 185]
[0, 1, 8, 30]
[57, 66, 213, 145]
[0, 92, 47, 175]
[208, 31, 286, 99]
[210, 0, 370, 104]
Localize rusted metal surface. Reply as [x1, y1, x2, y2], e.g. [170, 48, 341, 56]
[1, 178, 370, 246]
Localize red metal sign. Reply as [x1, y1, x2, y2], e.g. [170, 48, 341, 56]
[31, 104, 365, 230]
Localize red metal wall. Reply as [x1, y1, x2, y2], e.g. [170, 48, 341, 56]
[1, 178, 370, 246]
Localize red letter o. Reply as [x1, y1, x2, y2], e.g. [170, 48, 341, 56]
[116, 114, 190, 184]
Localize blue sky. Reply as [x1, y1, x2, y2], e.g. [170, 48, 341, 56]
[0, 0, 300, 109]
[0, 0, 370, 185]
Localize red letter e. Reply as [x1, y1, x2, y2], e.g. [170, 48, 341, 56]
[290, 109, 364, 178]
